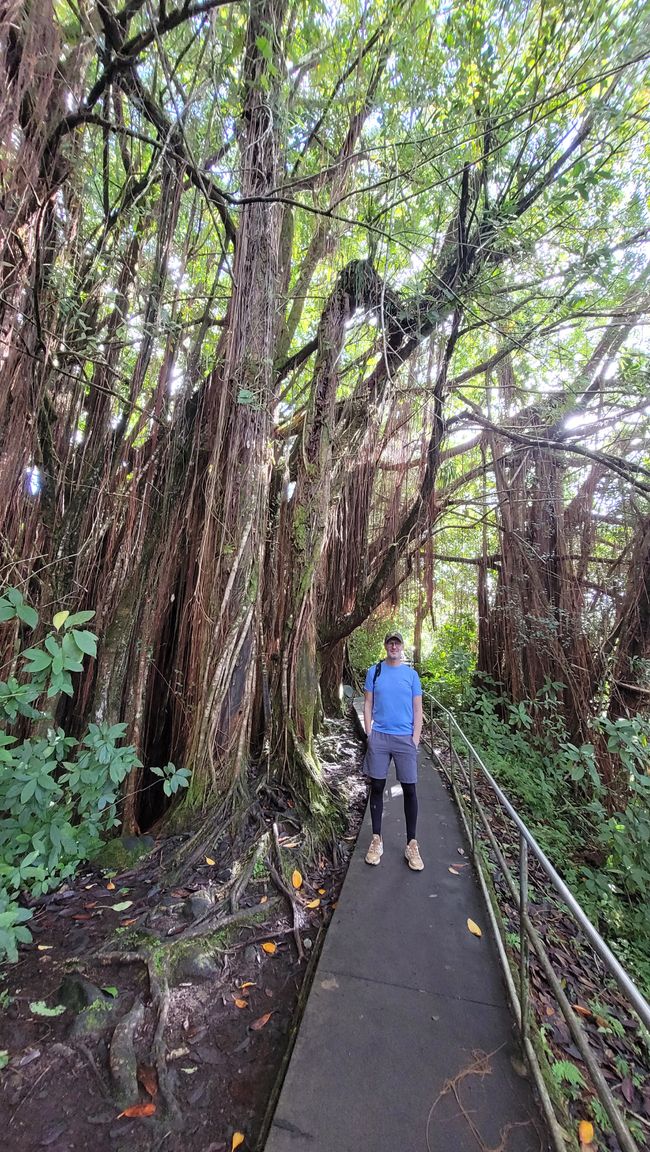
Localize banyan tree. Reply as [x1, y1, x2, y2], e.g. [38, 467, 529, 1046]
[1, 0, 649, 838]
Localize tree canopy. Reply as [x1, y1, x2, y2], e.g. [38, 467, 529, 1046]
[1, 0, 649, 827]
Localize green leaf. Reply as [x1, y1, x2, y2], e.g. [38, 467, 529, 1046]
[110, 901, 133, 912]
[29, 1000, 66, 1017]
[21, 648, 52, 673]
[71, 629, 97, 657]
[62, 611, 95, 629]
[52, 611, 70, 631]
[102, 986, 118, 998]
[0, 602, 17, 622]
[16, 603, 39, 629]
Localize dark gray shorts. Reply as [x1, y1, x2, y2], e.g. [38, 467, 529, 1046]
[364, 730, 418, 785]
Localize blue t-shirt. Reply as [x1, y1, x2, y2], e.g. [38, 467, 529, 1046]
[363, 662, 422, 735]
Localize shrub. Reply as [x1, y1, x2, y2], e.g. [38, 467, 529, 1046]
[0, 588, 190, 964]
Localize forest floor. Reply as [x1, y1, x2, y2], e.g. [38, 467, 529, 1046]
[0, 718, 367, 1152]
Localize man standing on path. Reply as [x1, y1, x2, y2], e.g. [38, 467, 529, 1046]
[363, 630, 424, 870]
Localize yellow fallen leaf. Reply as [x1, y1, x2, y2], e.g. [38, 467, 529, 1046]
[233, 998, 247, 1009]
[291, 870, 302, 890]
[240, 982, 256, 990]
[37, 945, 53, 951]
[205, 857, 215, 866]
[578, 1121, 594, 1145]
[260, 895, 268, 904]
[467, 919, 482, 937]
[232, 1133, 245, 1151]
[261, 941, 276, 954]
[106, 881, 116, 890]
[318, 888, 326, 895]
[448, 867, 459, 875]
[305, 899, 320, 909]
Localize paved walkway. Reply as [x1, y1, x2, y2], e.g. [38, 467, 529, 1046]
[263, 727, 547, 1152]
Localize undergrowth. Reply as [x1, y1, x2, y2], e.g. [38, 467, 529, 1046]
[461, 681, 650, 995]
[0, 588, 190, 964]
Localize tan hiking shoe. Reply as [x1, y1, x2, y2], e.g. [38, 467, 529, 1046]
[365, 834, 383, 865]
[405, 839, 424, 870]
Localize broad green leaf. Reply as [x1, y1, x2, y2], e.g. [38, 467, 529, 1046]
[52, 611, 70, 631]
[71, 629, 97, 657]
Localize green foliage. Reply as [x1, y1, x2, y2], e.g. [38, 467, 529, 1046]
[419, 615, 476, 709]
[0, 590, 190, 965]
[29, 1000, 66, 1017]
[463, 685, 650, 993]
[551, 1059, 586, 1091]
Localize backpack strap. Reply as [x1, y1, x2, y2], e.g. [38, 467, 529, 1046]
[372, 660, 382, 687]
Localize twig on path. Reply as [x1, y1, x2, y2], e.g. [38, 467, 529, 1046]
[425, 1044, 534, 1152]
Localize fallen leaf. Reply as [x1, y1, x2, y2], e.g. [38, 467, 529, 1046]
[232, 1133, 245, 1150]
[181, 1066, 197, 1074]
[545, 1006, 555, 1017]
[111, 901, 133, 912]
[573, 1005, 591, 1018]
[261, 942, 276, 954]
[205, 857, 215, 866]
[240, 982, 256, 990]
[106, 881, 116, 890]
[250, 1013, 272, 1031]
[621, 1077, 634, 1105]
[318, 888, 326, 895]
[137, 1064, 159, 1097]
[84, 901, 97, 909]
[291, 870, 302, 889]
[578, 1120, 594, 1145]
[234, 998, 248, 1009]
[84, 884, 95, 890]
[305, 899, 320, 909]
[260, 895, 268, 904]
[168, 1047, 189, 1060]
[117, 1102, 156, 1118]
[72, 914, 92, 921]
[120, 918, 137, 926]
[448, 867, 459, 875]
[457, 848, 465, 856]
[37, 945, 53, 951]
[467, 919, 482, 937]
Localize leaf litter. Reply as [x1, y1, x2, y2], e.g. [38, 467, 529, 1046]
[0, 717, 367, 1152]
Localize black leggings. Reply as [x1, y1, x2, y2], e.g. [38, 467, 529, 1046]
[369, 778, 418, 842]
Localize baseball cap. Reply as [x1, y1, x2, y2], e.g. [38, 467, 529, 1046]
[384, 630, 404, 644]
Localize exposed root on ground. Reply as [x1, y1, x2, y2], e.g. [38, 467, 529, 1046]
[269, 821, 304, 962]
[425, 1046, 535, 1152]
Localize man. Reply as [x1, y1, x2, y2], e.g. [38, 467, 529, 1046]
[363, 630, 424, 870]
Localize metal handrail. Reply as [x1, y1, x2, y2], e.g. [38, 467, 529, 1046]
[422, 689, 650, 1152]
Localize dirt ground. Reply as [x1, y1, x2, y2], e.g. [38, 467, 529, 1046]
[0, 719, 367, 1152]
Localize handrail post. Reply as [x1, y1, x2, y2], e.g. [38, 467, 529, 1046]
[469, 749, 476, 855]
[448, 713, 454, 786]
[519, 831, 529, 1045]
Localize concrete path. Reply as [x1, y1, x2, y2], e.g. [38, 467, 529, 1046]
[263, 735, 547, 1152]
